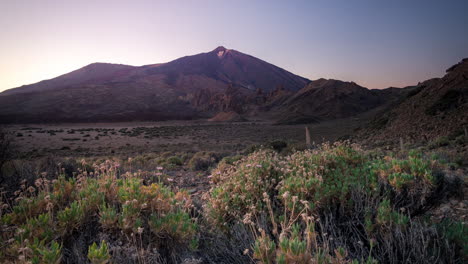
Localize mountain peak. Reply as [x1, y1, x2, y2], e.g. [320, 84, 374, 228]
[212, 46, 230, 58]
[213, 46, 227, 52]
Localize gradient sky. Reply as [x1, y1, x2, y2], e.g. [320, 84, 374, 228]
[1, 0, 467, 92]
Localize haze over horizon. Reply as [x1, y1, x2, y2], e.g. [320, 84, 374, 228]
[1, 0, 467, 92]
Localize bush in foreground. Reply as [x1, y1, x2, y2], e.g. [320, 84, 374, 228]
[0, 142, 464, 263]
[205, 142, 464, 263]
[0, 160, 197, 263]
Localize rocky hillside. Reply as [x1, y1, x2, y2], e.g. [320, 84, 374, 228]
[359, 58, 468, 144]
[274, 79, 403, 124]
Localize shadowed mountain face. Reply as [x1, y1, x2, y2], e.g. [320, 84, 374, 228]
[0, 46, 404, 124]
[274, 79, 401, 124]
[359, 58, 468, 143]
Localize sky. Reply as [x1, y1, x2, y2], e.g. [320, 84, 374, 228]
[0, 0, 467, 92]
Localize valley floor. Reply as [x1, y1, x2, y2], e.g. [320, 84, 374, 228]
[5, 117, 365, 158]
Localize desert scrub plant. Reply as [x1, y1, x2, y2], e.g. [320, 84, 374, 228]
[375, 199, 409, 228]
[88, 240, 111, 264]
[206, 142, 461, 263]
[57, 200, 86, 234]
[99, 203, 119, 230]
[50, 174, 76, 209]
[0, 159, 198, 263]
[19, 212, 55, 243]
[188, 151, 220, 171]
[29, 240, 62, 264]
[218, 154, 243, 166]
[206, 150, 283, 224]
[149, 210, 198, 243]
[167, 155, 183, 166]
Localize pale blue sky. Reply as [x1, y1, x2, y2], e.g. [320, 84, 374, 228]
[0, 0, 467, 91]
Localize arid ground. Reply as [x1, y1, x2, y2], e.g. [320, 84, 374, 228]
[5, 117, 365, 158]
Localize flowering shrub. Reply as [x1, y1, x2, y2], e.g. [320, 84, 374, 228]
[0, 144, 462, 263]
[206, 142, 459, 263]
[0, 160, 197, 263]
[207, 150, 283, 224]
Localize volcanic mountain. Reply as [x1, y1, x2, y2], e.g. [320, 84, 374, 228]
[0, 46, 312, 123]
[0, 46, 403, 124]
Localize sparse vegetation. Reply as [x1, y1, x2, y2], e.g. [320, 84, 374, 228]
[0, 160, 197, 263]
[0, 122, 466, 263]
[205, 142, 464, 263]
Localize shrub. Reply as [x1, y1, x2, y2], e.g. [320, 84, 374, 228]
[189, 152, 220, 171]
[206, 142, 460, 263]
[1, 160, 198, 263]
[437, 220, 468, 257]
[149, 210, 198, 243]
[219, 155, 243, 166]
[429, 136, 450, 149]
[99, 203, 118, 230]
[57, 201, 86, 234]
[88, 240, 111, 264]
[167, 155, 183, 166]
[30, 240, 62, 264]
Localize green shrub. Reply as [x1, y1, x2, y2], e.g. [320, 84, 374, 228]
[149, 210, 198, 243]
[219, 155, 243, 166]
[1, 160, 197, 263]
[167, 155, 183, 166]
[30, 240, 62, 264]
[188, 151, 220, 171]
[99, 203, 118, 230]
[88, 240, 111, 264]
[57, 200, 86, 233]
[206, 142, 456, 263]
[438, 220, 468, 257]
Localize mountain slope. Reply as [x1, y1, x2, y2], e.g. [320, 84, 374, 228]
[1, 63, 136, 96]
[359, 58, 468, 143]
[143, 46, 310, 92]
[274, 79, 404, 124]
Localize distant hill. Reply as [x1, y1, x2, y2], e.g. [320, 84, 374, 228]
[274, 79, 404, 124]
[1, 63, 136, 95]
[358, 58, 468, 143]
[0, 46, 405, 124]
